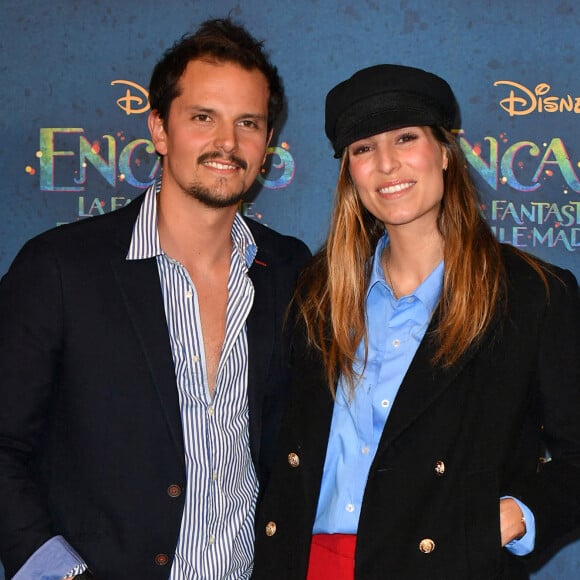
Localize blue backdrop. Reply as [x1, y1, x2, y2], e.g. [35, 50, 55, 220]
[1, 0, 579, 577]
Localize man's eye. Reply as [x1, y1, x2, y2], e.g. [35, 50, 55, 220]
[239, 119, 259, 129]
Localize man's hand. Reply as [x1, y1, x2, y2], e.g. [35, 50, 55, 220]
[499, 497, 526, 546]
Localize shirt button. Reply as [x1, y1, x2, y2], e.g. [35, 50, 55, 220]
[419, 538, 436, 553]
[212, 471, 218, 481]
[185, 290, 193, 299]
[361, 446, 369, 455]
[346, 503, 355, 513]
[209, 535, 215, 545]
[192, 355, 200, 363]
[167, 484, 182, 498]
[434, 460, 446, 476]
[381, 399, 390, 408]
[265, 521, 277, 536]
[154, 553, 169, 566]
[392, 339, 401, 348]
[287, 452, 300, 467]
[208, 406, 214, 416]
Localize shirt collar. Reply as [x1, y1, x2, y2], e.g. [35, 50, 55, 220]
[368, 233, 390, 292]
[368, 232, 444, 311]
[126, 181, 162, 260]
[126, 180, 257, 267]
[231, 211, 258, 268]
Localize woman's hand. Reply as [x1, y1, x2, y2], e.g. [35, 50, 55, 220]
[499, 497, 526, 546]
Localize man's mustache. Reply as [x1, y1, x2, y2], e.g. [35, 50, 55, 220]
[198, 151, 248, 171]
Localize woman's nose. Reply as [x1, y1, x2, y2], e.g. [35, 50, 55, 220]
[376, 143, 400, 173]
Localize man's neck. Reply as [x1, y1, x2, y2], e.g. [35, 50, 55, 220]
[156, 188, 238, 269]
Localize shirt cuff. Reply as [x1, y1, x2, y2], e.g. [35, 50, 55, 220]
[502, 496, 536, 556]
[13, 535, 87, 580]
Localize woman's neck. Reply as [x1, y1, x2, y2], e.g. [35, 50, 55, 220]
[382, 229, 444, 298]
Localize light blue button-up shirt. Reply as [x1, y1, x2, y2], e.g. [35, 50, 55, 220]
[313, 233, 534, 555]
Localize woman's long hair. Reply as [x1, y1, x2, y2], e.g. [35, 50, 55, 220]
[295, 127, 547, 394]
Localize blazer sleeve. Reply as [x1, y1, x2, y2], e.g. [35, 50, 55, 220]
[0, 235, 66, 573]
[508, 265, 580, 555]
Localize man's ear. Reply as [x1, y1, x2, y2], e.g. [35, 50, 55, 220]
[148, 110, 168, 156]
[263, 128, 274, 164]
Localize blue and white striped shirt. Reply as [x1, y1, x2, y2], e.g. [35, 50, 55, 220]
[128, 183, 258, 578]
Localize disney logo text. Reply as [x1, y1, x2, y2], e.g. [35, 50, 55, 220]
[494, 81, 580, 117]
[111, 80, 150, 115]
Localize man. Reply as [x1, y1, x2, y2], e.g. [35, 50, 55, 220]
[0, 18, 310, 579]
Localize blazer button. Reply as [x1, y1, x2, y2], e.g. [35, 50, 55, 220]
[288, 452, 300, 467]
[434, 460, 445, 476]
[154, 553, 169, 565]
[265, 521, 277, 536]
[419, 538, 436, 554]
[167, 484, 182, 498]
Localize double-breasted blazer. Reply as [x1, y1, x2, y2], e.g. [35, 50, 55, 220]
[253, 247, 580, 580]
[0, 192, 310, 578]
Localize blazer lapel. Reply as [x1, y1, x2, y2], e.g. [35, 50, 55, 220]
[378, 312, 483, 449]
[109, 201, 184, 461]
[246, 255, 275, 466]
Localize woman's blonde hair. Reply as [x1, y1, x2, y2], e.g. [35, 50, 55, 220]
[295, 127, 547, 394]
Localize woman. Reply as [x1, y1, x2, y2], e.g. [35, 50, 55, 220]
[252, 65, 580, 579]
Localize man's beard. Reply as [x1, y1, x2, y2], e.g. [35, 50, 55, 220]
[185, 181, 246, 209]
[186, 151, 249, 208]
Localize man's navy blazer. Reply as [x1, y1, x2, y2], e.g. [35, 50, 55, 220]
[0, 193, 311, 578]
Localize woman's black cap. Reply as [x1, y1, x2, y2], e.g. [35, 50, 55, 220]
[325, 64, 460, 158]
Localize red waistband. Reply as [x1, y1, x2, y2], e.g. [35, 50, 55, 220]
[307, 533, 357, 580]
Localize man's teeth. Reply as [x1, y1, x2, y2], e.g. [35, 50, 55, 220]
[204, 161, 237, 170]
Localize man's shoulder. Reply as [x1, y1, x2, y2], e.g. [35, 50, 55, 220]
[243, 216, 311, 266]
[7, 194, 146, 273]
[28, 194, 145, 250]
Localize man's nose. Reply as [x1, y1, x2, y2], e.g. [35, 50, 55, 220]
[213, 122, 238, 153]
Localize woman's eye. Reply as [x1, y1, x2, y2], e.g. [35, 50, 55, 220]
[397, 132, 418, 143]
[351, 144, 372, 155]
